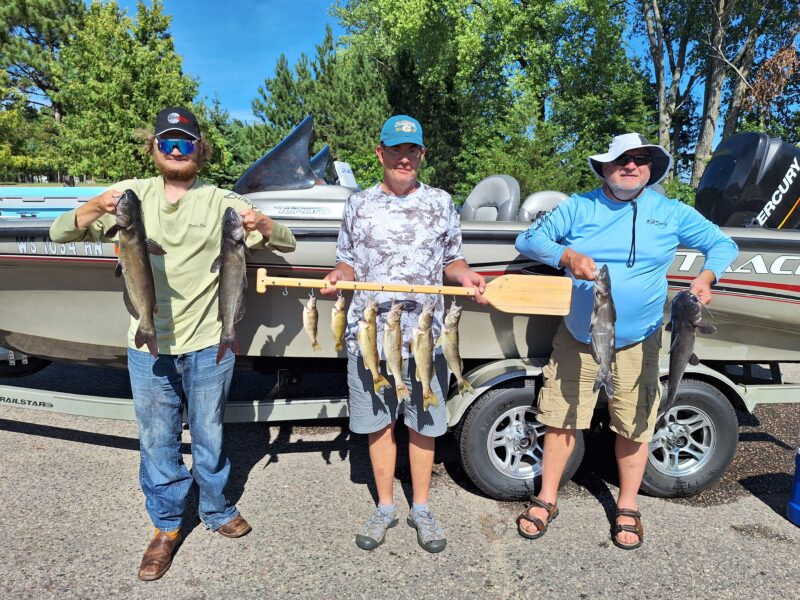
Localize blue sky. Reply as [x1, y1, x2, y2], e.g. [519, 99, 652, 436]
[115, 0, 344, 122]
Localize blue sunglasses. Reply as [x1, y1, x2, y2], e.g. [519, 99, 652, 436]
[156, 138, 197, 155]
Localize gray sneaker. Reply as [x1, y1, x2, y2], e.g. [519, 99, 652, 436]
[407, 510, 447, 553]
[355, 508, 399, 551]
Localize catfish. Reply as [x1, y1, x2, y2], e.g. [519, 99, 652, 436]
[590, 265, 616, 398]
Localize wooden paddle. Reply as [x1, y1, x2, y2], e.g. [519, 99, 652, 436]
[255, 268, 571, 315]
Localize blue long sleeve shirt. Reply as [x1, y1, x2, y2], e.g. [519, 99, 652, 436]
[515, 188, 738, 348]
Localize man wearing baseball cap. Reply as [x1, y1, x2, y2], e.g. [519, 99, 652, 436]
[322, 115, 486, 554]
[50, 106, 296, 580]
[514, 133, 737, 549]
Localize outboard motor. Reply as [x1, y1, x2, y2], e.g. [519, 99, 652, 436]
[695, 132, 800, 229]
[460, 175, 520, 221]
[517, 191, 568, 221]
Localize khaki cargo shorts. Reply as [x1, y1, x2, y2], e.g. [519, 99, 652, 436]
[537, 322, 662, 443]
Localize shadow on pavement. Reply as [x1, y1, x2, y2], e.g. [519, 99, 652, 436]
[738, 472, 794, 518]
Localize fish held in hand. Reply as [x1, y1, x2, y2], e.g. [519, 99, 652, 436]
[383, 300, 410, 402]
[658, 290, 717, 427]
[357, 298, 391, 393]
[107, 189, 165, 358]
[303, 295, 321, 351]
[412, 304, 438, 410]
[590, 265, 616, 398]
[438, 301, 474, 397]
[331, 295, 347, 352]
[211, 207, 249, 363]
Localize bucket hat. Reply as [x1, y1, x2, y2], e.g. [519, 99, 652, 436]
[588, 133, 672, 186]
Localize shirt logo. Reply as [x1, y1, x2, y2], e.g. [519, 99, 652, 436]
[646, 218, 665, 226]
[187, 223, 206, 229]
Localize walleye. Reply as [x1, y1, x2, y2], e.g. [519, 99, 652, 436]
[590, 265, 616, 398]
[303, 295, 321, 351]
[658, 290, 717, 427]
[331, 295, 346, 352]
[382, 300, 410, 402]
[438, 301, 474, 396]
[211, 207, 249, 363]
[357, 298, 391, 393]
[412, 304, 437, 410]
[107, 189, 165, 358]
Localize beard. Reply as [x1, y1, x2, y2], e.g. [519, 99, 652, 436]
[605, 178, 645, 201]
[153, 151, 201, 182]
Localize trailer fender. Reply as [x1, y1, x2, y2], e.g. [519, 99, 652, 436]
[659, 358, 751, 413]
[447, 358, 547, 428]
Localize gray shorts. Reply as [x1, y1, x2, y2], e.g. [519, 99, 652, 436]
[346, 351, 449, 437]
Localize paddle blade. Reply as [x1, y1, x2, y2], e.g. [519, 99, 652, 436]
[483, 275, 572, 315]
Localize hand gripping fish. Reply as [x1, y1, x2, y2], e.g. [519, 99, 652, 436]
[590, 265, 616, 398]
[303, 295, 321, 351]
[412, 304, 438, 410]
[211, 207, 249, 364]
[331, 295, 347, 352]
[357, 298, 391, 393]
[437, 301, 474, 397]
[106, 189, 165, 358]
[382, 300, 411, 402]
[658, 290, 717, 427]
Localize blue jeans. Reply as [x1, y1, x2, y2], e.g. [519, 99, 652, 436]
[128, 345, 239, 532]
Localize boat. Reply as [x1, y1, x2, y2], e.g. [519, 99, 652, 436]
[1, 119, 798, 501]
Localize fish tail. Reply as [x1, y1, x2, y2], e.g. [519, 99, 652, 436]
[135, 327, 158, 358]
[373, 374, 392, 393]
[396, 381, 411, 402]
[335, 341, 343, 352]
[216, 334, 240, 364]
[593, 369, 614, 398]
[312, 340, 321, 351]
[422, 391, 439, 411]
[457, 379, 475, 397]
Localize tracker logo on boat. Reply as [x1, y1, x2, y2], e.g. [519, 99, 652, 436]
[675, 250, 800, 275]
[756, 156, 800, 226]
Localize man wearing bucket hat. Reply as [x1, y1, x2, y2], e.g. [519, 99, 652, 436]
[322, 115, 486, 553]
[514, 133, 737, 549]
[50, 106, 296, 580]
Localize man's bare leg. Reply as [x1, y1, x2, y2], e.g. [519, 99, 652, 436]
[615, 434, 648, 546]
[408, 428, 435, 505]
[368, 422, 397, 506]
[519, 427, 576, 535]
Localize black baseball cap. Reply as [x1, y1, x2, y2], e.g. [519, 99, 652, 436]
[154, 107, 201, 139]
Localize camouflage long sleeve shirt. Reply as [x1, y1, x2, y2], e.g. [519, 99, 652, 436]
[336, 183, 465, 358]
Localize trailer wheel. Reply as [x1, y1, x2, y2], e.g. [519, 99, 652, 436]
[455, 381, 585, 501]
[641, 379, 737, 498]
[0, 356, 50, 378]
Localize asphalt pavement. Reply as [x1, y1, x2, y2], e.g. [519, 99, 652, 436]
[0, 363, 799, 600]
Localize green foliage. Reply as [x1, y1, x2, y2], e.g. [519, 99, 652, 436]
[662, 179, 695, 205]
[52, 0, 197, 181]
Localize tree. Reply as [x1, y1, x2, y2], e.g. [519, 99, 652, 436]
[52, 0, 197, 181]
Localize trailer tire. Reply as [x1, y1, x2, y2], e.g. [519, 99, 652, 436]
[641, 379, 737, 498]
[455, 381, 585, 501]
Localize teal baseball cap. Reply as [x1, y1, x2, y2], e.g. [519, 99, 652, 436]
[380, 115, 424, 147]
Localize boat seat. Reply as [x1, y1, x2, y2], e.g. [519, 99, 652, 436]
[518, 191, 568, 221]
[460, 175, 520, 221]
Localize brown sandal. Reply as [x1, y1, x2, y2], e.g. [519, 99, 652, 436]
[612, 508, 644, 550]
[516, 496, 559, 540]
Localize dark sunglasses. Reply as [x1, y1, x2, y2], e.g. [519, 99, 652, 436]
[156, 138, 197, 155]
[610, 154, 652, 167]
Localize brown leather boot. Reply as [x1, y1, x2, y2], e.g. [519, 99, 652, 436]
[138, 528, 182, 581]
[217, 515, 252, 538]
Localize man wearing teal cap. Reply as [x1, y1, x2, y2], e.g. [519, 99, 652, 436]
[323, 115, 486, 553]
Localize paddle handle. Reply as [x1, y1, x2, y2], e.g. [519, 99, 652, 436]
[255, 268, 475, 296]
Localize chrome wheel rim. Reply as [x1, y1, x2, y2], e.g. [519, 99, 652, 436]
[649, 405, 716, 477]
[486, 406, 545, 480]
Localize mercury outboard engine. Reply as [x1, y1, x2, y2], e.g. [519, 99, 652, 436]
[695, 132, 800, 229]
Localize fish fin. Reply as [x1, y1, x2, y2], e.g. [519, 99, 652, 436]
[590, 344, 600, 364]
[114, 261, 123, 278]
[243, 243, 252, 258]
[233, 297, 246, 324]
[458, 379, 475, 397]
[668, 334, 681, 353]
[373, 375, 391, 393]
[122, 285, 139, 319]
[688, 353, 700, 366]
[665, 322, 672, 332]
[135, 328, 158, 358]
[698, 323, 717, 335]
[105, 224, 119, 238]
[422, 391, 439, 411]
[210, 255, 222, 273]
[146, 239, 166, 256]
